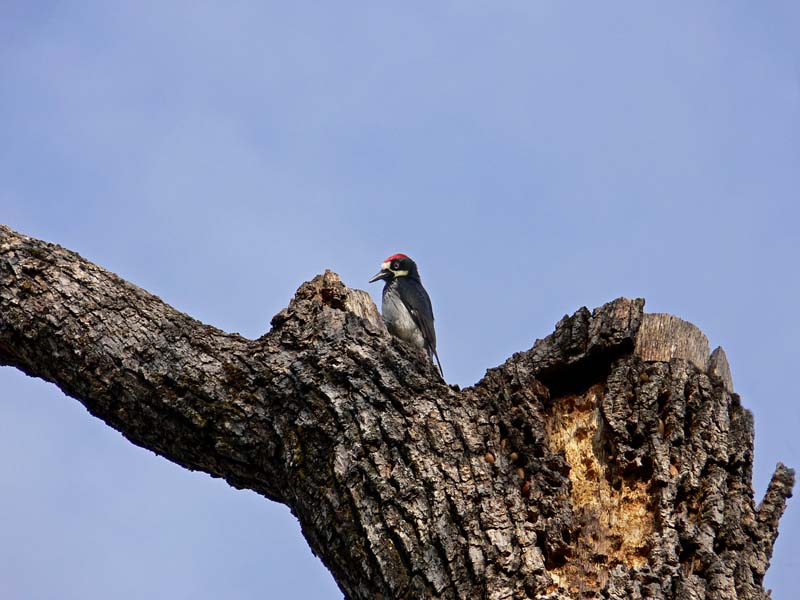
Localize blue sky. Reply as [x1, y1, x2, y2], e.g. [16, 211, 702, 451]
[1, 2, 798, 598]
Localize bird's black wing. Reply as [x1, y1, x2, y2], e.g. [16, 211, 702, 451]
[396, 279, 443, 377]
[396, 279, 436, 349]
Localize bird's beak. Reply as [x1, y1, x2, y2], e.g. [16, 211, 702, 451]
[369, 269, 391, 283]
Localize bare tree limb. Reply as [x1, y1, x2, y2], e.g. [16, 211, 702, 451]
[0, 225, 793, 599]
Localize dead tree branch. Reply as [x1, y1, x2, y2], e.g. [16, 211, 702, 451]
[0, 225, 792, 599]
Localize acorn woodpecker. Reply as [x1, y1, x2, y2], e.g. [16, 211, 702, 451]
[369, 253, 443, 377]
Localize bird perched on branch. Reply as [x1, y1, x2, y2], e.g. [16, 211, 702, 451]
[369, 253, 443, 377]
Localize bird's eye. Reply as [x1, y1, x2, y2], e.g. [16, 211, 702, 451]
[391, 262, 399, 270]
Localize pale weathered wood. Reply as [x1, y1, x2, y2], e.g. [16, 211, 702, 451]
[708, 345, 735, 392]
[0, 224, 793, 599]
[634, 312, 710, 370]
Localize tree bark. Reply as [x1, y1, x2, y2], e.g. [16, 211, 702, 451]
[0, 224, 793, 599]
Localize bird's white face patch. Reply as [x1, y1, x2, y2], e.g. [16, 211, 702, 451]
[382, 260, 408, 278]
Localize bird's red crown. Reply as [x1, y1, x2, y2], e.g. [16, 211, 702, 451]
[384, 253, 409, 262]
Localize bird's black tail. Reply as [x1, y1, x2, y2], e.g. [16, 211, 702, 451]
[430, 348, 444, 379]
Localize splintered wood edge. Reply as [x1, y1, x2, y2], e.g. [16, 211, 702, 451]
[635, 313, 710, 373]
[635, 313, 709, 370]
[707, 346, 734, 393]
[345, 288, 384, 328]
[635, 313, 734, 392]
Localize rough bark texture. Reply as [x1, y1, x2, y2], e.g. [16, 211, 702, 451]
[0, 224, 793, 599]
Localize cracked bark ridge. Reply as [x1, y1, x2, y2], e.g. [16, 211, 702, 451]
[0, 224, 793, 599]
